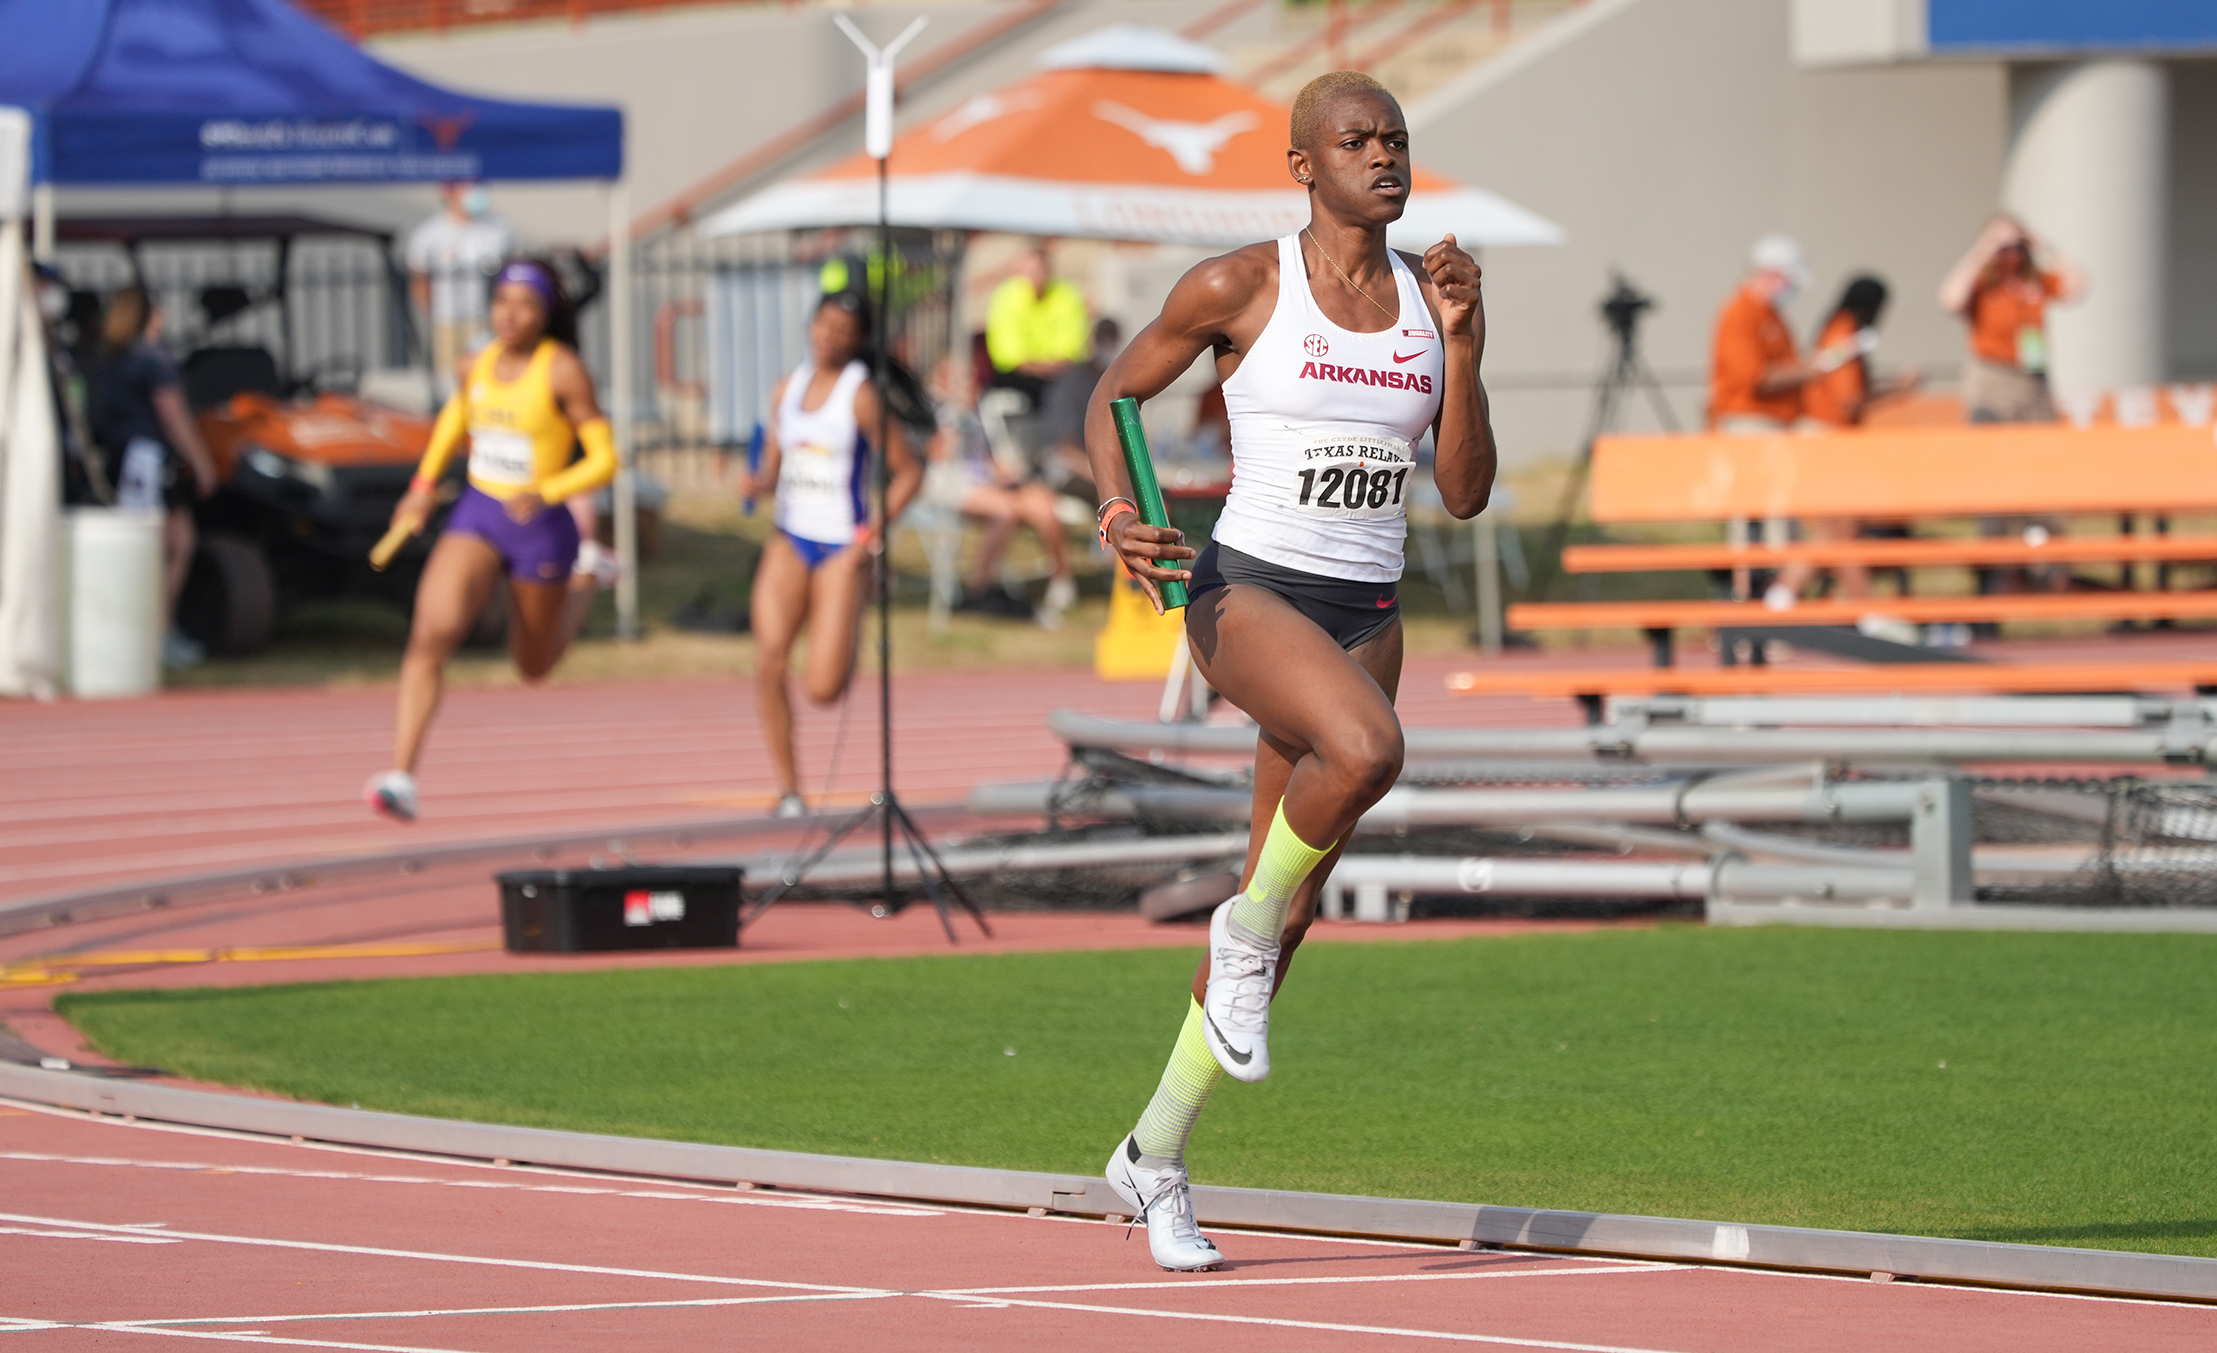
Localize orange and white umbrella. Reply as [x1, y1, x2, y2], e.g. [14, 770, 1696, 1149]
[701, 26, 1562, 250]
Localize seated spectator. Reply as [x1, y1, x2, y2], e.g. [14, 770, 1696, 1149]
[1939, 215, 2084, 425]
[923, 357, 1077, 626]
[984, 244, 1090, 406]
[1039, 316, 1121, 498]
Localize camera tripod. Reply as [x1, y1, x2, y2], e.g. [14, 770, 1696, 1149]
[1542, 274, 1681, 582]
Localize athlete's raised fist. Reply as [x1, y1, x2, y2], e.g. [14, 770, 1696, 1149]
[1422, 234, 1485, 347]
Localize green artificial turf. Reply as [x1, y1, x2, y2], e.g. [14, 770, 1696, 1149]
[57, 926, 2217, 1256]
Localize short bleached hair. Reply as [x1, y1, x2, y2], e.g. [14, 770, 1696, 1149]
[1290, 70, 1400, 150]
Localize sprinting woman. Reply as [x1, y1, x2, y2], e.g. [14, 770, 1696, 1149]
[366, 260, 615, 821]
[739, 292, 921, 818]
[1085, 70, 1495, 1270]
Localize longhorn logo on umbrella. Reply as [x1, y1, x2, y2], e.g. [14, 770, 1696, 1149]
[1093, 102, 1259, 176]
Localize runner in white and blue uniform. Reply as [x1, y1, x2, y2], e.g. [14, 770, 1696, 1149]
[1084, 71, 1498, 1272]
[741, 292, 921, 818]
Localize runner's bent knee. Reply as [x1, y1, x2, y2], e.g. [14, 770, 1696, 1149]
[1326, 719, 1403, 802]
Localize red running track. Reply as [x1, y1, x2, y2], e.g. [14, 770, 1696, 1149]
[0, 657, 1573, 906]
[8, 645, 2214, 1344]
[4, 1104, 2211, 1351]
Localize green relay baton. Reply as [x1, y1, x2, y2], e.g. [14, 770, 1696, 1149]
[1108, 396, 1189, 611]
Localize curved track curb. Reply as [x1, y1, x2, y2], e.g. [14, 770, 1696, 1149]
[0, 807, 975, 940]
[4, 1062, 2211, 1304]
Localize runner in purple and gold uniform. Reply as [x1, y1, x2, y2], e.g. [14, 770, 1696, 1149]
[366, 260, 616, 821]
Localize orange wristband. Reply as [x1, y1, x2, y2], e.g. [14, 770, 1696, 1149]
[1097, 502, 1136, 550]
[409, 473, 436, 493]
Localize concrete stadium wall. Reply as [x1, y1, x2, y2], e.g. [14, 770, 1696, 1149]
[369, 0, 1258, 246]
[2166, 61, 2217, 381]
[1405, 0, 2008, 468]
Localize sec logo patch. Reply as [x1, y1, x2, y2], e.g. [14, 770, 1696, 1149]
[1303, 334, 1329, 357]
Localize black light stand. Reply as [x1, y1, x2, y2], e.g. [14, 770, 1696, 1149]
[744, 19, 988, 943]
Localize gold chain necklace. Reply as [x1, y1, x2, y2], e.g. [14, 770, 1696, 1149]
[1304, 227, 1396, 322]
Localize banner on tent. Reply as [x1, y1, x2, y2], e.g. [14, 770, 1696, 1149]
[195, 115, 474, 181]
[53, 114, 504, 185]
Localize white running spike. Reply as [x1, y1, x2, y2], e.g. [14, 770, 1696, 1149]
[1104, 1134, 1222, 1272]
[1200, 899, 1275, 1082]
[364, 770, 418, 823]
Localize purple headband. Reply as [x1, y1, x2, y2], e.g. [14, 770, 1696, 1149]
[496, 261, 556, 310]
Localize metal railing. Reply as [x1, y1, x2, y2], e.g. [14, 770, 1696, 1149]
[619, 228, 963, 460]
[48, 235, 417, 398]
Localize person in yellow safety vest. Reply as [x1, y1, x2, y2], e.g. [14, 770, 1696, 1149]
[984, 245, 1090, 407]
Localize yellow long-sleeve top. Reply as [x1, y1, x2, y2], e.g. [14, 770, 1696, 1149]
[984, 277, 1090, 373]
[413, 339, 614, 505]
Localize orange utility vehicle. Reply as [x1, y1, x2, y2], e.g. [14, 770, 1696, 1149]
[58, 215, 444, 654]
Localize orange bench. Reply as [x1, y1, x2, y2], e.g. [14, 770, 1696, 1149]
[1509, 423, 2217, 662]
[1511, 591, 2217, 631]
[1446, 659, 2217, 701]
[1585, 423, 2217, 523]
[1562, 534, 2217, 574]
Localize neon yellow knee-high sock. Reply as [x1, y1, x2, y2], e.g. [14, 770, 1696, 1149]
[1228, 798, 1330, 945]
[1132, 998, 1224, 1166]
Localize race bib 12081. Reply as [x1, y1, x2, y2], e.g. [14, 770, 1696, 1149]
[1291, 433, 1415, 519]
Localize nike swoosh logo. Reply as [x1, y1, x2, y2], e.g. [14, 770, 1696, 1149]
[1376, 597, 1394, 608]
[1391, 350, 1424, 364]
[1205, 1012, 1252, 1064]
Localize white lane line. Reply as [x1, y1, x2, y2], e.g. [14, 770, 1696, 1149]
[0, 1224, 181, 1245]
[1678, 1262, 2217, 1311]
[18, 1105, 2203, 1314]
[68, 1326, 480, 1352]
[0, 1152, 937, 1218]
[910, 1290, 1699, 1351]
[104, 1293, 895, 1328]
[0, 1104, 1547, 1255]
[0, 1212, 889, 1297]
[945, 1263, 1683, 1295]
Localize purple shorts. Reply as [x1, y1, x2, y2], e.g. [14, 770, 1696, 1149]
[445, 484, 579, 584]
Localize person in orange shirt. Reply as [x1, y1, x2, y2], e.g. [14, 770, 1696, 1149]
[1709, 235, 1819, 433]
[1801, 276, 1917, 431]
[1939, 216, 2084, 423]
[1709, 235, 1820, 603]
[1771, 275, 1921, 606]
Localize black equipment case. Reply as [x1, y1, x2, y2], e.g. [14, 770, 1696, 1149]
[497, 866, 743, 953]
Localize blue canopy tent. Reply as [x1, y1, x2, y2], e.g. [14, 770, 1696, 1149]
[0, 0, 620, 186]
[0, 0, 645, 634]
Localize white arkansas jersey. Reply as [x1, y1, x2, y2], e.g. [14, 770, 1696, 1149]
[773, 357, 871, 546]
[1215, 234, 1444, 583]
